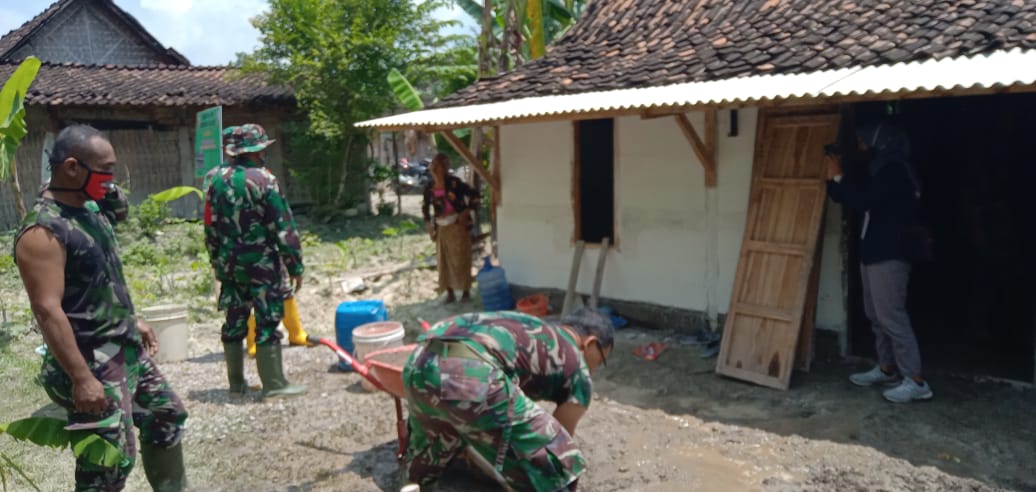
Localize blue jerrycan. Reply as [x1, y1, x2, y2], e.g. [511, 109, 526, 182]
[476, 257, 514, 311]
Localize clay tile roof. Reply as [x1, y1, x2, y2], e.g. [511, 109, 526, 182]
[437, 0, 1036, 108]
[0, 61, 294, 107]
[0, 0, 189, 66]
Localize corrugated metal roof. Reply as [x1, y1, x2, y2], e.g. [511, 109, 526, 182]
[358, 49, 1036, 130]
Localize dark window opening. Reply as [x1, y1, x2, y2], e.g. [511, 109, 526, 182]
[575, 118, 615, 244]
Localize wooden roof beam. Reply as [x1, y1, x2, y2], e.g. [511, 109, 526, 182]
[440, 130, 501, 193]
[674, 111, 717, 187]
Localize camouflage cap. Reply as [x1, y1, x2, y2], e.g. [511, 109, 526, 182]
[225, 123, 275, 157]
[560, 306, 615, 355]
[222, 125, 240, 156]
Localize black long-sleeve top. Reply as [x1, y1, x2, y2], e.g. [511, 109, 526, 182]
[826, 162, 919, 265]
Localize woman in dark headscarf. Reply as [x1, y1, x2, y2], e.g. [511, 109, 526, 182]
[826, 121, 932, 404]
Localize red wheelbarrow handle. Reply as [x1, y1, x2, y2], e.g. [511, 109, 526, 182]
[308, 335, 392, 394]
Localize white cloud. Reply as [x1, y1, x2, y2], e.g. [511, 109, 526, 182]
[139, 0, 193, 17]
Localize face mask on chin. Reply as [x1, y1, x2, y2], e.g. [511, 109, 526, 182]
[49, 160, 115, 201]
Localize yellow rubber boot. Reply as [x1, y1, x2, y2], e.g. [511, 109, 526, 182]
[283, 297, 311, 346]
[246, 314, 257, 358]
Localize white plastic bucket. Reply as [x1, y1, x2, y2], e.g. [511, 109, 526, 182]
[353, 321, 405, 392]
[140, 304, 189, 363]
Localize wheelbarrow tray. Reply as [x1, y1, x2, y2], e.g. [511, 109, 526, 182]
[362, 344, 417, 399]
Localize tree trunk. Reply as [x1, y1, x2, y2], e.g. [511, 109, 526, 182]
[334, 133, 356, 208]
[499, 1, 515, 72]
[481, 0, 495, 76]
[9, 158, 26, 221]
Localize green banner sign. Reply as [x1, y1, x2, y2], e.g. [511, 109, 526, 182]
[194, 106, 223, 178]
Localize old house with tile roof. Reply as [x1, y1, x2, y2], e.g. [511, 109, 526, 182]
[361, 0, 1036, 387]
[0, 0, 297, 227]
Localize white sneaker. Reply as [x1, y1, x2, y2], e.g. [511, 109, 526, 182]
[849, 366, 900, 387]
[883, 378, 933, 403]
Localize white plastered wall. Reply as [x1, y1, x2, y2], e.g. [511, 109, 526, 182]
[497, 108, 847, 338]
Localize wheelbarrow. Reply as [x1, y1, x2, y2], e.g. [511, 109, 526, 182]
[309, 320, 515, 491]
[307, 334, 416, 459]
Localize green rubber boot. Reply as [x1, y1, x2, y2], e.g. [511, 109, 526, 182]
[255, 342, 307, 399]
[224, 341, 247, 395]
[140, 442, 186, 492]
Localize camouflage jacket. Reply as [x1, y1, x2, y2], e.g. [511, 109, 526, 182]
[15, 198, 141, 351]
[421, 311, 594, 407]
[204, 160, 304, 278]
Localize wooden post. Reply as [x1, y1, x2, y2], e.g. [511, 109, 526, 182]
[562, 241, 586, 316]
[674, 112, 717, 187]
[440, 130, 500, 193]
[490, 126, 502, 258]
[704, 110, 717, 186]
[590, 237, 610, 310]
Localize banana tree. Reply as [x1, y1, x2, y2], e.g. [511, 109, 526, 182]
[0, 56, 41, 222]
[453, 0, 584, 67]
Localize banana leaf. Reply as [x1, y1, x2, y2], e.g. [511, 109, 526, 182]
[1, 416, 124, 469]
[0, 56, 41, 181]
[387, 68, 425, 111]
[453, 0, 484, 21]
[150, 186, 203, 204]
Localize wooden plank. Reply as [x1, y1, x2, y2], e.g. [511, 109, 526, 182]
[491, 125, 502, 206]
[731, 302, 795, 323]
[440, 130, 500, 193]
[795, 230, 825, 372]
[673, 113, 717, 187]
[741, 240, 809, 257]
[590, 237, 610, 310]
[757, 177, 826, 187]
[562, 241, 586, 316]
[704, 110, 717, 187]
[716, 110, 839, 390]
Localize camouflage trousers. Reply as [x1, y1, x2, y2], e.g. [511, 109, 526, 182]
[39, 341, 187, 492]
[218, 265, 290, 345]
[402, 343, 585, 492]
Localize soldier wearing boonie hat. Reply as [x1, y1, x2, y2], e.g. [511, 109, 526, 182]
[401, 307, 614, 491]
[203, 123, 308, 399]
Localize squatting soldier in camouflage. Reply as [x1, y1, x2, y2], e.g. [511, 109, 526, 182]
[204, 123, 307, 398]
[402, 308, 614, 491]
[15, 125, 188, 492]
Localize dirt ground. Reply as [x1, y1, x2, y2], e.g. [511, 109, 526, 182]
[4, 193, 1035, 491]
[84, 275, 1036, 492]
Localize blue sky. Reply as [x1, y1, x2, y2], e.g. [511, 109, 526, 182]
[0, 0, 476, 66]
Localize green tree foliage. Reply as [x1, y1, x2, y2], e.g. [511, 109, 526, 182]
[239, 0, 462, 208]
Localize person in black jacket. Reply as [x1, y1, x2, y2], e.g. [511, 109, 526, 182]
[826, 121, 933, 403]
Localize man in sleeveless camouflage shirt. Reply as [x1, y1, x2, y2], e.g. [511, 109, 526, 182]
[15, 125, 188, 491]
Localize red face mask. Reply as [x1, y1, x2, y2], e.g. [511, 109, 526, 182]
[84, 169, 115, 201]
[50, 160, 114, 201]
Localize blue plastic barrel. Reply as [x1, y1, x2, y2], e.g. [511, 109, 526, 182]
[476, 257, 514, 311]
[334, 300, 387, 371]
